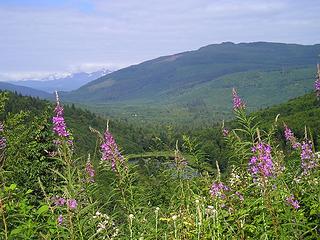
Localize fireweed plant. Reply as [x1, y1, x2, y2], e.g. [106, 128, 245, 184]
[0, 71, 320, 239]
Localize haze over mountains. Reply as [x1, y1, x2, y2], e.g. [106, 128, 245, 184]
[0, 81, 53, 99]
[12, 69, 112, 93]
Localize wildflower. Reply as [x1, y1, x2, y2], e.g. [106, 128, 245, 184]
[57, 215, 63, 225]
[0, 137, 6, 150]
[222, 128, 229, 137]
[235, 191, 244, 201]
[97, 222, 107, 233]
[249, 142, 274, 178]
[171, 215, 177, 221]
[0, 122, 6, 150]
[315, 65, 320, 97]
[284, 124, 300, 149]
[300, 140, 317, 174]
[205, 206, 217, 216]
[52, 91, 71, 139]
[101, 129, 125, 171]
[53, 196, 66, 206]
[85, 160, 95, 182]
[174, 145, 188, 170]
[128, 214, 134, 219]
[210, 182, 229, 199]
[232, 88, 245, 110]
[286, 195, 300, 209]
[67, 199, 77, 209]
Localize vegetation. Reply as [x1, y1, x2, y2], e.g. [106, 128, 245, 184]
[1, 68, 319, 238]
[62, 42, 320, 124]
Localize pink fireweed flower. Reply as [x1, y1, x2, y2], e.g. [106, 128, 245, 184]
[249, 142, 274, 178]
[0, 137, 6, 150]
[235, 191, 244, 201]
[315, 79, 320, 97]
[300, 140, 317, 174]
[315, 65, 320, 97]
[67, 199, 77, 209]
[85, 160, 95, 182]
[53, 196, 66, 206]
[286, 195, 300, 209]
[57, 215, 63, 225]
[284, 124, 300, 149]
[210, 182, 229, 199]
[101, 129, 124, 171]
[222, 128, 229, 137]
[0, 122, 6, 150]
[52, 92, 71, 139]
[232, 88, 245, 110]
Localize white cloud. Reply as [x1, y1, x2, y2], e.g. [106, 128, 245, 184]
[0, 0, 319, 80]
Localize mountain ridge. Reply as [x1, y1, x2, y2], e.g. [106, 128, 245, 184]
[0, 81, 53, 99]
[64, 42, 320, 104]
[11, 69, 112, 93]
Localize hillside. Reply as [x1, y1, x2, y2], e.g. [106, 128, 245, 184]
[254, 92, 320, 139]
[65, 42, 320, 102]
[0, 81, 52, 99]
[0, 91, 154, 155]
[63, 42, 320, 123]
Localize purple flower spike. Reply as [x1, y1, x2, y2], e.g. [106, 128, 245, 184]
[52, 92, 71, 139]
[286, 195, 300, 209]
[284, 124, 300, 149]
[54, 196, 66, 206]
[300, 140, 317, 174]
[235, 191, 244, 201]
[85, 161, 95, 182]
[67, 199, 77, 209]
[101, 129, 125, 171]
[58, 215, 63, 225]
[0, 122, 6, 150]
[0, 137, 6, 150]
[210, 182, 229, 199]
[232, 88, 245, 111]
[249, 142, 274, 178]
[222, 128, 229, 137]
[315, 65, 320, 97]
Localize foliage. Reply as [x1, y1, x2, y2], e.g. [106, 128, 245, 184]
[1, 76, 320, 239]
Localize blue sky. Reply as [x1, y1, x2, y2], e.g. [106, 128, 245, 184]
[0, 0, 319, 80]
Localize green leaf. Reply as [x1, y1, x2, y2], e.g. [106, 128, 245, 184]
[10, 227, 22, 236]
[26, 189, 33, 194]
[36, 205, 49, 215]
[9, 184, 17, 190]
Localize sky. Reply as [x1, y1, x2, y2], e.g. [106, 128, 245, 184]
[0, 0, 319, 81]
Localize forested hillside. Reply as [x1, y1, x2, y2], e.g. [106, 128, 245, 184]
[62, 42, 320, 123]
[1, 80, 319, 238]
[0, 91, 154, 155]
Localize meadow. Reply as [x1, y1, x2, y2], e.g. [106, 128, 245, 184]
[0, 73, 320, 239]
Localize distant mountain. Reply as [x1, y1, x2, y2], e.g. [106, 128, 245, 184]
[13, 69, 112, 93]
[0, 81, 53, 99]
[65, 42, 320, 104]
[62, 42, 320, 123]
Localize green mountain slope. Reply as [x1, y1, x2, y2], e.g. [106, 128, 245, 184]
[79, 66, 317, 124]
[0, 81, 52, 99]
[65, 42, 320, 104]
[62, 42, 320, 124]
